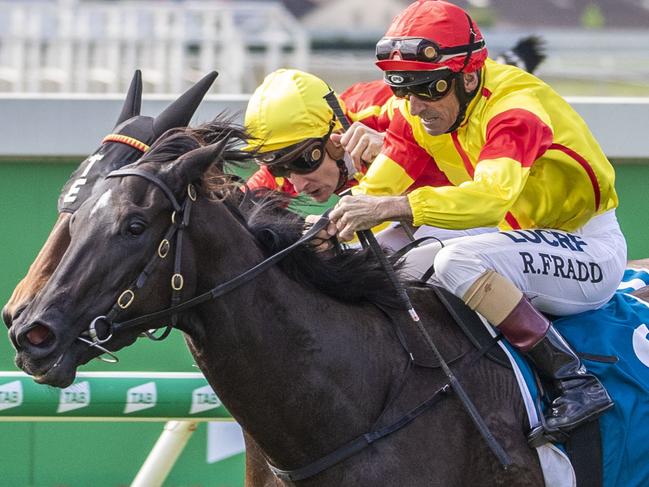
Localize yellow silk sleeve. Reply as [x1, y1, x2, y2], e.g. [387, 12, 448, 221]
[407, 157, 529, 228]
[352, 154, 414, 196]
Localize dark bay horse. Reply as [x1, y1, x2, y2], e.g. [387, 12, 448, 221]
[8, 124, 549, 486]
[1, 69, 217, 328]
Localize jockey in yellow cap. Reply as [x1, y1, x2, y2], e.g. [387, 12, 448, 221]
[244, 69, 392, 202]
[327, 0, 623, 441]
[244, 68, 496, 250]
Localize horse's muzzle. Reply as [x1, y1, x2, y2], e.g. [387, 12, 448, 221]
[2, 306, 12, 329]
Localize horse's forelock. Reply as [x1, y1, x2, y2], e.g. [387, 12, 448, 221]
[137, 128, 202, 168]
[119, 115, 254, 206]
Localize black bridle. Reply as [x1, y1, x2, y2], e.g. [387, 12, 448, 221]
[78, 168, 332, 360]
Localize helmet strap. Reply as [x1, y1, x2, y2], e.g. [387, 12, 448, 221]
[445, 13, 481, 134]
[334, 158, 349, 192]
[445, 71, 481, 134]
[324, 138, 350, 192]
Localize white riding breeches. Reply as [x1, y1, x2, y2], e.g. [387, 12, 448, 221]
[402, 210, 627, 317]
[374, 222, 497, 253]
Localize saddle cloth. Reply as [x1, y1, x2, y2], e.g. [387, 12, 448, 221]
[498, 268, 649, 487]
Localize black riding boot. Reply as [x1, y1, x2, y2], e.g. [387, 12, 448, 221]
[498, 297, 614, 437]
[524, 324, 614, 432]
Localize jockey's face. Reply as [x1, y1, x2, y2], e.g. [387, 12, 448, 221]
[288, 152, 340, 202]
[407, 73, 479, 135]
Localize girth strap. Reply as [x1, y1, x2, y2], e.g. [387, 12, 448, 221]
[268, 383, 451, 482]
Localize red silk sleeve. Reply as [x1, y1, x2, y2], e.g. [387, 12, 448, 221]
[480, 108, 553, 168]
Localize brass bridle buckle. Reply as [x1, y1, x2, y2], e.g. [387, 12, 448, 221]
[117, 289, 135, 309]
[171, 273, 184, 291]
[158, 239, 170, 258]
[187, 184, 197, 201]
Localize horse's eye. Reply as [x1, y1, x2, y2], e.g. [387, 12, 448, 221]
[126, 221, 146, 236]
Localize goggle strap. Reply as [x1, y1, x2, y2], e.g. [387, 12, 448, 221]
[273, 139, 321, 166]
[460, 13, 478, 72]
[438, 38, 484, 57]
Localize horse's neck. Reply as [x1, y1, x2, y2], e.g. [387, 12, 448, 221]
[182, 203, 526, 476]
[184, 200, 409, 467]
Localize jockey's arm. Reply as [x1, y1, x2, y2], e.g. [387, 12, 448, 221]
[330, 122, 385, 173]
[329, 105, 554, 240]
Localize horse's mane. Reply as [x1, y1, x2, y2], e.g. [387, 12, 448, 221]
[227, 191, 407, 309]
[141, 117, 407, 310]
[139, 114, 253, 197]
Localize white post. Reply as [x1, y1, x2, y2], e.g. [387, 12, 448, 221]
[131, 420, 198, 487]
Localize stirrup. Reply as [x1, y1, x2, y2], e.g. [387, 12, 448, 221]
[527, 424, 570, 448]
[527, 399, 614, 448]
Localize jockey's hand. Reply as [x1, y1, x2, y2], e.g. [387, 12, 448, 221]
[329, 195, 413, 242]
[330, 123, 385, 173]
[304, 214, 339, 253]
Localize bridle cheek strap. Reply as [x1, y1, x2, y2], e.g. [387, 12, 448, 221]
[83, 169, 193, 345]
[109, 210, 333, 334]
[84, 167, 333, 339]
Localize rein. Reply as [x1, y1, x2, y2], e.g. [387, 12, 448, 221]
[81, 165, 511, 481]
[81, 168, 332, 344]
[324, 93, 513, 472]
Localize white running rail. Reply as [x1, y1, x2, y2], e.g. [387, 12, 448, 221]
[0, 0, 309, 94]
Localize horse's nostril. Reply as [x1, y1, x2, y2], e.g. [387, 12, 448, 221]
[24, 323, 54, 347]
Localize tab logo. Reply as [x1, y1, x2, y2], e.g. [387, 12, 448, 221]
[124, 382, 157, 414]
[190, 385, 221, 414]
[0, 381, 23, 411]
[57, 381, 90, 413]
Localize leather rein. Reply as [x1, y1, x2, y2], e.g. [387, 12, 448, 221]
[78, 168, 332, 360]
[76, 167, 508, 482]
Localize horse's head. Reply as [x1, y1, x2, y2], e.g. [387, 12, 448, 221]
[9, 124, 240, 387]
[2, 70, 217, 329]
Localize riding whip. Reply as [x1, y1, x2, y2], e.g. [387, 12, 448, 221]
[323, 90, 513, 469]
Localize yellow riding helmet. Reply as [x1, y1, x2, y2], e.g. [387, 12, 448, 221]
[244, 69, 343, 153]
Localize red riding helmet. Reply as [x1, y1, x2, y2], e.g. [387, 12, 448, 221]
[376, 0, 488, 74]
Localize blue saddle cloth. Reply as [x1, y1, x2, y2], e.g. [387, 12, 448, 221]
[510, 268, 649, 487]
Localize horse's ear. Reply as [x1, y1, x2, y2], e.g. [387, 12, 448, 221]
[114, 70, 143, 127]
[153, 71, 218, 138]
[174, 136, 229, 184]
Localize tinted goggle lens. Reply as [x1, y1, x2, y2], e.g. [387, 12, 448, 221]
[389, 77, 453, 101]
[259, 139, 327, 178]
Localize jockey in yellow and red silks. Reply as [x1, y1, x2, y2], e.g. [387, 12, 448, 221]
[327, 0, 626, 442]
[244, 69, 493, 251]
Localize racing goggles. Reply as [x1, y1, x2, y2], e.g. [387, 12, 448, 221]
[257, 121, 334, 178]
[376, 37, 485, 65]
[385, 70, 455, 101]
